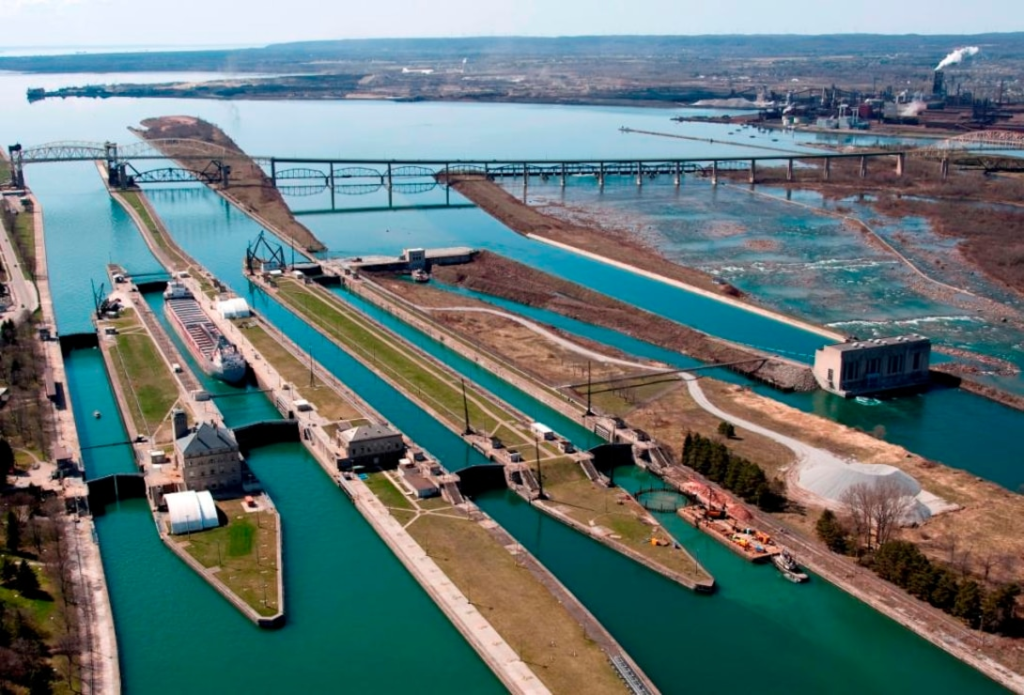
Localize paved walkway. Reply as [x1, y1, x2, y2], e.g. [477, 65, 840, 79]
[0, 200, 40, 321]
[423, 305, 664, 371]
[29, 192, 120, 695]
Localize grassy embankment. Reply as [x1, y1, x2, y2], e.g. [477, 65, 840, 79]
[104, 308, 179, 442]
[116, 190, 216, 296]
[273, 279, 519, 443]
[363, 471, 626, 695]
[103, 309, 178, 440]
[237, 321, 366, 423]
[539, 458, 712, 584]
[173, 499, 281, 616]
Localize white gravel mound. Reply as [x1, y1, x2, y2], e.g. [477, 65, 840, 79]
[797, 459, 953, 524]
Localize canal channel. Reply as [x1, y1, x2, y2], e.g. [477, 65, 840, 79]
[3, 76, 1013, 691]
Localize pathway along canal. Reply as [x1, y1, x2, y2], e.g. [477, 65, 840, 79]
[135, 180, 1003, 693]
[296, 186, 1024, 492]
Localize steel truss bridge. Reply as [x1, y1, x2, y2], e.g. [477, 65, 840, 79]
[11, 132, 1022, 206]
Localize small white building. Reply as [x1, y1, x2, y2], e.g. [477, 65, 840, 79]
[530, 422, 555, 441]
[217, 297, 251, 320]
[165, 490, 220, 535]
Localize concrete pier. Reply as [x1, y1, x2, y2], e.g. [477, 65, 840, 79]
[28, 195, 121, 695]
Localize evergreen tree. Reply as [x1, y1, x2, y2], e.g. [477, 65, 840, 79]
[815, 509, 849, 554]
[16, 559, 39, 595]
[980, 583, 1021, 634]
[953, 580, 984, 629]
[0, 437, 13, 483]
[1, 557, 16, 583]
[716, 420, 735, 439]
[930, 569, 961, 611]
[682, 432, 693, 467]
[5, 509, 20, 552]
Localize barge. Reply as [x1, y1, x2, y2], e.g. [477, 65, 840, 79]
[163, 280, 247, 384]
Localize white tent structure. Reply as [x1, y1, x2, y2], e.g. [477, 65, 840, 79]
[217, 297, 251, 320]
[166, 490, 220, 535]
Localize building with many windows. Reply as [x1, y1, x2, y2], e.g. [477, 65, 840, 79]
[336, 423, 405, 469]
[174, 413, 243, 494]
[813, 335, 931, 397]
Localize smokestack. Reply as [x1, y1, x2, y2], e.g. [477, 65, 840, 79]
[935, 46, 980, 71]
[933, 70, 946, 97]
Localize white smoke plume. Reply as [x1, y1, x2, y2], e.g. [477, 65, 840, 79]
[935, 46, 980, 71]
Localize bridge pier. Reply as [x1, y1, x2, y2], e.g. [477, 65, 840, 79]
[636, 162, 643, 187]
[560, 163, 566, 188]
[597, 162, 605, 189]
[941, 157, 950, 180]
[674, 161, 681, 186]
[823, 158, 831, 181]
[859, 156, 867, 179]
[895, 153, 906, 177]
[329, 168, 336, 210]
[786, 158, 794, 182]
[711, 161, 718, 186]
[749, 160, 756, 185]
[270, 159, 277, 188]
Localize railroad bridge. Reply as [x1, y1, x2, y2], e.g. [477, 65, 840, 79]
[7, 131, 1024, 196]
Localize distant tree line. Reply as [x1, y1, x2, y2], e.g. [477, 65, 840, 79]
[681, 431, 786, 512]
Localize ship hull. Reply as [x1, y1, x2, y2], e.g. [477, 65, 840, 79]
[163, 296, 248, 385]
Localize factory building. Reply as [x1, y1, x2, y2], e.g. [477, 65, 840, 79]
[813, 336, 931, 397]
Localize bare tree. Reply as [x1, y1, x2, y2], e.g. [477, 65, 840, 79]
[842, 482, 875, 549]
[871, 477, 913, 546]
[841, 478, 913, 550]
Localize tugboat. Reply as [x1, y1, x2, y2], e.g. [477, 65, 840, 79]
[773, 549, 809, 583]
[93, 410, 102, 419]
[411, 269, 430, 284]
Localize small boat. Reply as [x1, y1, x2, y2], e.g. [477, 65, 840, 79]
[411, 269, 430, 283]
[773, 549, 809, 583]
[93, 410, 102, 419]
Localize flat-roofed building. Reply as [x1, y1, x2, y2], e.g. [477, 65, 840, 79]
[337, 423, 405, 469]
[813, 335, 931, 397]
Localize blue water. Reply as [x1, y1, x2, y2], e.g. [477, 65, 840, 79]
[2, 67, 1014, 692]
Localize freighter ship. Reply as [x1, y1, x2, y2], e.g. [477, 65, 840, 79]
[163, 280, 247, 384]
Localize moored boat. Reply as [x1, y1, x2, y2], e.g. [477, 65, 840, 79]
[163, 281, 247, 384]
[773, 549, 809, 583]
[411, 269, 430, 283]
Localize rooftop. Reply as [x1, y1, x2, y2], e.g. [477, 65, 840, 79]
[825, 335, 930, 353]
[177, 422, 239, 456]
[340, 423, 401, 443]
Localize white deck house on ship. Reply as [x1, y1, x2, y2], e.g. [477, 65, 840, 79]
[813, 335, 931, 397]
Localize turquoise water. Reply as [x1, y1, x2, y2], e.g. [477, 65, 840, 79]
[96, 445, 500, 695]
[141, 182, 1007, 693]
[2, 68, 1014, 692]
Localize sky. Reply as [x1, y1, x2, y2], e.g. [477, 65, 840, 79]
[0, 0, 1019, 49]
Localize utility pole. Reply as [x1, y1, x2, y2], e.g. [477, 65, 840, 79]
[585, 360, 593, 416]
[534, 436, 543, 498]
[461, 379, 472, 435]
